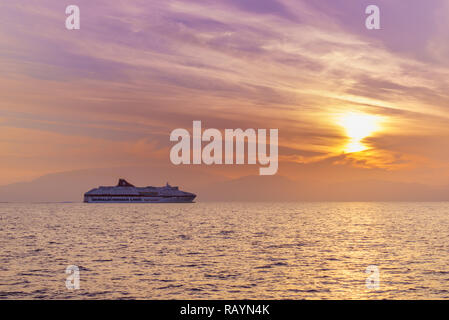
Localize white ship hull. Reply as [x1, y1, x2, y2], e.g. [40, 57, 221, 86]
[84, 196, 195, 203]
[84, 179, 196, 203]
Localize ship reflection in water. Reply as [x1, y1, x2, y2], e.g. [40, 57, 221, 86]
[84, 179, 196, 203]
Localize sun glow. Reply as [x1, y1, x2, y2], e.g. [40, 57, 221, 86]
[338, 113, 382, 153]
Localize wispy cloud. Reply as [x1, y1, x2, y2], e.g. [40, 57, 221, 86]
[1, 0, 449, 184]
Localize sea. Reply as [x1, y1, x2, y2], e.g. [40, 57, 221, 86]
[1, 202, 448, 299]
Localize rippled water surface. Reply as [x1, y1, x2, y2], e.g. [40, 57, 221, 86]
[1, 202, 449, 299]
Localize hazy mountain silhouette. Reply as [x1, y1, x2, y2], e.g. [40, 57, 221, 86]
[319, 180, 444, 201]
[198, 176, 447, 201]
[1, 166, 448, 202]
[0, 165, 224, 202]
[197, 175, 309, 201]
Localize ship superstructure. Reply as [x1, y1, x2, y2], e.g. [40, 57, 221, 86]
[84, 179, 196, 203]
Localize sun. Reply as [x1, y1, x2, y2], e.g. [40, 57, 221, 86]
[337, 112, 382, 153]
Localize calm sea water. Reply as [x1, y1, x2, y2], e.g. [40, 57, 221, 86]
[1, 202, 448, 299]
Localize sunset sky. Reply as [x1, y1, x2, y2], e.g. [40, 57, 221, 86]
[1, 0, 449, 191]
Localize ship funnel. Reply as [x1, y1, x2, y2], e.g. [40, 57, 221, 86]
[117, 179, 135, 187]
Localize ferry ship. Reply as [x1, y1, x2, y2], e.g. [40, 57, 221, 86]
[84, 179, 196, 203]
